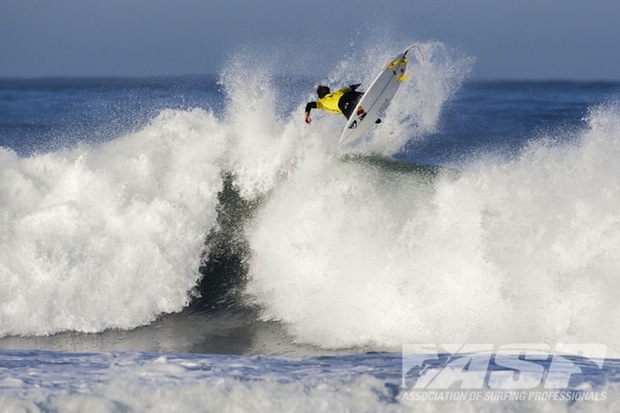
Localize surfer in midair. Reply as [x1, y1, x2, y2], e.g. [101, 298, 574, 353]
[304, 84, 363, 124]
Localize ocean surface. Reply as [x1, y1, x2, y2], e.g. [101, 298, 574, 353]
[1, 43, 620, 411]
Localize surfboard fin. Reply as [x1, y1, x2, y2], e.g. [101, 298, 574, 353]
[389, 56, 409, 69]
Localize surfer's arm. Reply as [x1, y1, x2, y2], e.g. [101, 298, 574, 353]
[305, 101, 317, 124]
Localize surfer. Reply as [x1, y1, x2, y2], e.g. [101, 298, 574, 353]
[304, 84, 364, 124]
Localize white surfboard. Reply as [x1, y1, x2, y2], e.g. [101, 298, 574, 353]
[338, 47, 417, 146]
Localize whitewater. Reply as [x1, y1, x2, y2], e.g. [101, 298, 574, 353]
[1, 41, 620, 411]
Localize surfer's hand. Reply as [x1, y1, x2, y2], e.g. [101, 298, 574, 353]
[305, 112, 312, 124]
[351, 83, 361, 91]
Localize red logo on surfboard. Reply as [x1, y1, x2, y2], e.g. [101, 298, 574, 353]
[357, 106, 365, 116]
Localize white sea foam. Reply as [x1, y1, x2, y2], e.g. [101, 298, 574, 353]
[247, 102, 620, 350]
[1, 351, 618, 413]
[0, 109, 226, 336]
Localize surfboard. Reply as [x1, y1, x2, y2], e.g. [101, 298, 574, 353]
[338, 47, 416, 146]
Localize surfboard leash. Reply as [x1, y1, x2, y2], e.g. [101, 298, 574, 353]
[404, 45, 425, 62]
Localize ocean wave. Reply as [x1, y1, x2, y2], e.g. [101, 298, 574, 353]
[5, 42, 618, 353]
[0, 109, 225, 336]
[246, 103, 620, 350]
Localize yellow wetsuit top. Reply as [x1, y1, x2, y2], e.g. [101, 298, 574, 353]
[314, 86, 351, 114]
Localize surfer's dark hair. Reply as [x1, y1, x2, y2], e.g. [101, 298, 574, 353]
[316, 85, 330, 98]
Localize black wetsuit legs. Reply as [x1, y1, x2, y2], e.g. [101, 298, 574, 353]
[338, 91, 363, 119]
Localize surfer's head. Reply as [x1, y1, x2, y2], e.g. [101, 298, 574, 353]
[316, 85, 330, 99]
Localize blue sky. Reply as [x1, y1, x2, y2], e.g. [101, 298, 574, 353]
[1, 0, 618, 80]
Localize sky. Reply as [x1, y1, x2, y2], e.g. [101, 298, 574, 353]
[1, 0, 619, 80]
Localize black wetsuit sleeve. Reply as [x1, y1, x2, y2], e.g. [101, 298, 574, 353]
[305, 101, 317, 113]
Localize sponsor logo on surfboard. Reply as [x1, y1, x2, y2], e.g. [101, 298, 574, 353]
[378, 98, 391, 117]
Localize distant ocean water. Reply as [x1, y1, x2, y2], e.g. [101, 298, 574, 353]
[1, 42, 620, 411]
